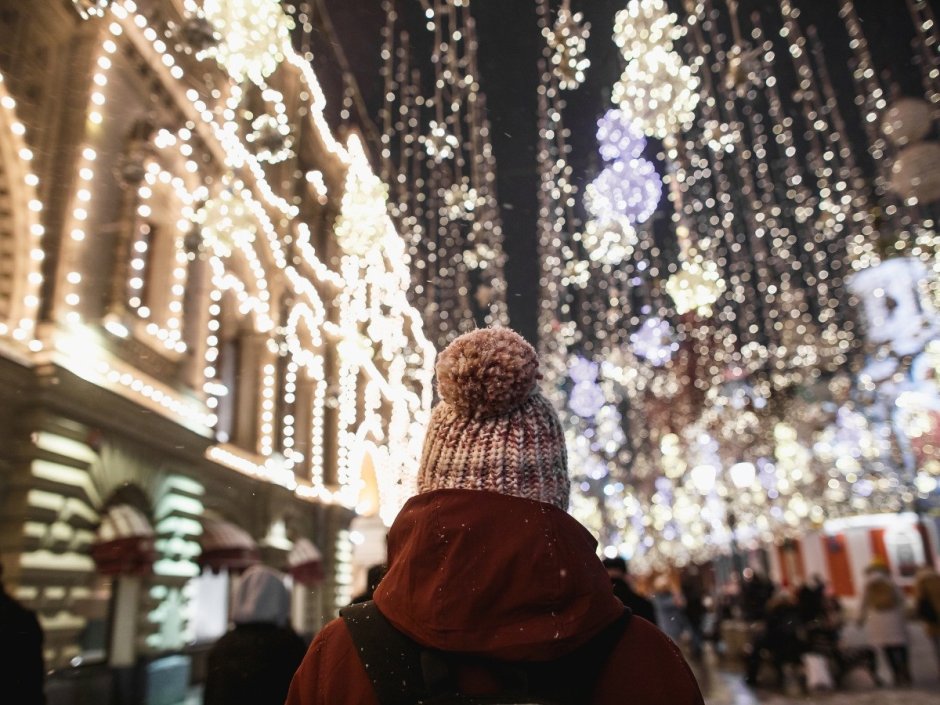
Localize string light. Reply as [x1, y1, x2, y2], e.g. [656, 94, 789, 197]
[19, 0, 436, 526]
[379, 0, 509, 349]
[195, 0, 294, 85]
[0, 71, 44, 345]
[543, 3, 591, 91]
[611, 0, 700, 138]
[584, 158, 662, 225]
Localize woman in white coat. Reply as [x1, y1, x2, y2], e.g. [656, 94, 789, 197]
[858, 560, 911, 686]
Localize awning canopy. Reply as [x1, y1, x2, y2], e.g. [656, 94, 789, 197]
[288, 538, 324, 586]
[198, 519, 260, 573]
[91, 504, 156, 576]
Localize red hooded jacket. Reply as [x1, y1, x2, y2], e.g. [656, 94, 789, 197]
[286, 489, 703, 704]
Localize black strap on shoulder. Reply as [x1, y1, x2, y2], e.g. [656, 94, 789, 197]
[340, 601, 428, 705]
[341, 601, 632, 705]
[523, 608, 632, 702]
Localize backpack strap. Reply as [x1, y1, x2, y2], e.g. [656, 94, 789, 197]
[340, 601, 427, 705]
[341, 601, 632, 705]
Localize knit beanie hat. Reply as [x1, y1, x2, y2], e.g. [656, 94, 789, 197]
[417, 327, 570, 509]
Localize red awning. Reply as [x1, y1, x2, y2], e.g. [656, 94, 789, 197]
[288, 538, 324, 586]
[91, 504, 156, 576]
[198, 519, 260, 573]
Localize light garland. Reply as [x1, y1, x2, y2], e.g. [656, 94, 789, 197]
[0, 71, 44, 347]
[195, 0, 294, 85]
[62, 22, 121, 324]
[379, 0, 509, 349]
[630, 317, 677, 366]
[580, 218, 637, 266]
[612, 46, 701, 139]
[543, 4, 591, 91]
[613, 0, 685, 62]
[420, 119, 459, 164]
[611, 0, 700, 139]
[15, 0, 437, 528]
[72, 0, 112, 19]
[334, 158, 391, 258]
[596, 109, 646, 162]
[584, 158, 662, 226]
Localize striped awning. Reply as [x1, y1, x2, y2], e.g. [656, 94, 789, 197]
[91, 504, 156, 576]
[198, 519, 260, 573]
[288, 538, 324, 586]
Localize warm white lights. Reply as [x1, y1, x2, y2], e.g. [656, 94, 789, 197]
[2, 0, 437, 526]
[666, 259, 726, 316]
[543, 4, 591, 91]
[194, 0, 294, 85]
[611, 0, 700, 138]
[0, 71, 44, 345]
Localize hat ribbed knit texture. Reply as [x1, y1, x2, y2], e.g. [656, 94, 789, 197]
[417, 328, 570, 509]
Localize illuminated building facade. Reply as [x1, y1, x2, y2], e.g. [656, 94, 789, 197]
[0, 0, 433, 693]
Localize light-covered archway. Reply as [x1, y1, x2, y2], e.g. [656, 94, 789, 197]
[0, 70, 44, 343]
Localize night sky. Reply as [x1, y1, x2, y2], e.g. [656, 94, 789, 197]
[311, 0, 940, 346]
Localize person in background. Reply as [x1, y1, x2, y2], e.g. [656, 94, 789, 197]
[741, 569, 775, 622]
[652, 575, 687, 644]
[287, 327, 701, 704]
[204, 564, 306, 705]
[0, 562, 45, 705]
[350, 563, 387, 605]
[797, 574, 826, 627]
[681, 567, 707, 660]
[603, 556, 659, 626]
[914, 564, 940, 676]
[745, 591, 805, 690]
[858, 559, 911, 687]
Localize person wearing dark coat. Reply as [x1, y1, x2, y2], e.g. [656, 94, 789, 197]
[745, 592, 806, 689]
[349, 563, 387, 605]
[603, 556, 659, 626]
[204, 564, 306, 705]
[0, 562, 45, 705]
[287, 328, 701, 705]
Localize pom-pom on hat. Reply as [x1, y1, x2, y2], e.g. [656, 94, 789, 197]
[418, 327, 570, 509]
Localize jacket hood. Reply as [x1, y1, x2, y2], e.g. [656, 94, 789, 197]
[232, 564, 290, 626]
[373, 489, 624, 661]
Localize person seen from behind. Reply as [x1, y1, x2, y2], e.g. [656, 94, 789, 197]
[287, 327, 703, 704]
[914, 564, 940, 676]
[204, 564, 306, 705]
[602, 555, 658, 626]
[858, 559, 911, 686]
[744, 590, 805, 690]
[0, 562, 45, 705]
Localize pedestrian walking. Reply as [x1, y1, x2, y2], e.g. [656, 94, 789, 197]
[914, 564, 940, 676]
[858, 559, 911, 686]
[0, 562, 45, 705]
[204, 564, 306, 705]
[286, 327, 703, 705]
[603, 556, 659, 626]
[652, 575, 687, 643]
